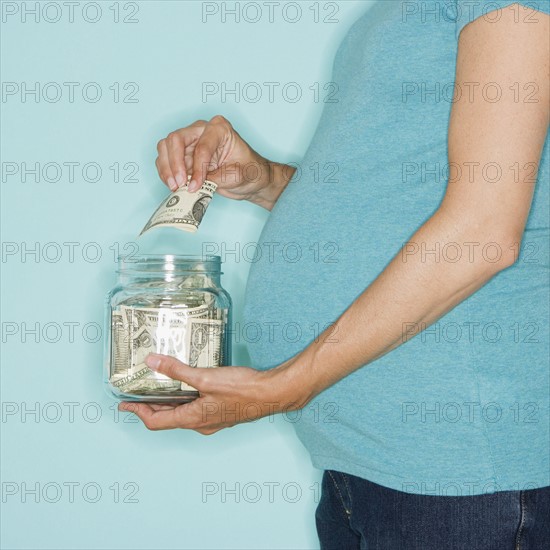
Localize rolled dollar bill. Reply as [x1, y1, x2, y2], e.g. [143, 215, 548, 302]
[140, 176, 217, 235]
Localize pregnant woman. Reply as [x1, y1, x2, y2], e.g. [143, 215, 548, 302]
[121, 1, 550, 547]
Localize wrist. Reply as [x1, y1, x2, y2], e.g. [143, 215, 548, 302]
[248, 159, 296, 211]
[261, 348, 320, 414]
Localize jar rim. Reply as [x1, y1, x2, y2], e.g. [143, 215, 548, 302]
[117, 254, 222, 273]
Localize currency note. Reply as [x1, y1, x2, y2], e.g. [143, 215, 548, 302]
[110, 311, 128, 377]
[182, 318, 223, 391]
[111, 365, 151, 389]
[140, 177, 217, 235]
[113, 305, 179, 394]
[110, 304, 224, 396]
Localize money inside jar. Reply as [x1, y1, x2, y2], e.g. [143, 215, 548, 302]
[109, 292, 225, 397]
[140, 176, 217, 235]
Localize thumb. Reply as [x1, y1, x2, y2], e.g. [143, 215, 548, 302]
[145, 353, 202, 390]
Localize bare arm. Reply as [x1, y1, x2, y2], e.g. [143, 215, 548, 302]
[123, 5, 549, 432]
[283, 3, 550, 400]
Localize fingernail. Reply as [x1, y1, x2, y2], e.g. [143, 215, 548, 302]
[189, 179, 198, 192]
[175, 172, 184, 187]
[167, 177, 177, 191]
[146, 353, 162, 370]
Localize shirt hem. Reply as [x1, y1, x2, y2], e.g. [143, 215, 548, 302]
[309, 454, 550, 496]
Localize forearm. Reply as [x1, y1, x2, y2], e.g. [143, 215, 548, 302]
[281, 206, 518, 404]
[265, 6, 549, 411]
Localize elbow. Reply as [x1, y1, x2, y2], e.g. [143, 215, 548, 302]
[476, 229, 523, 279]
[435, 205, 525, 277]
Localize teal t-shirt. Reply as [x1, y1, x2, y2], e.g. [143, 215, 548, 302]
[243, 0, 550, 496]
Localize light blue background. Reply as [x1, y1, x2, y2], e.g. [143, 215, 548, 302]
[0, 1, 370, 548]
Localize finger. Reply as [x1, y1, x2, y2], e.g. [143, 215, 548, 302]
[171, 123, 209, 188]
[196, 427, 221, 436]
[183, 120, 207, 176]
[119, 401, 183, 412]
[119, 402, 181, 431]
[145, 353, 203, 390]
[171, 397, 232, 433]
[166, 131, 193, 188]
[148, 403, 177, 411]
[119, 401, 156, 413]
[118, 401, 142, 414]
[190, 119, 226, 192]
[156, 139, 177, 191]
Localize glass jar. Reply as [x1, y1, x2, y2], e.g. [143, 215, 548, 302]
[104, 255, 231, 403]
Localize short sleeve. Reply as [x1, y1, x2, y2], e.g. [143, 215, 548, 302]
[455, 0, 550, 41]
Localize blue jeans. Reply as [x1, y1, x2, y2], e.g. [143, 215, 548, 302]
[315, 470, 550, 550]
